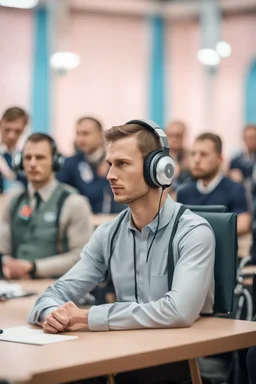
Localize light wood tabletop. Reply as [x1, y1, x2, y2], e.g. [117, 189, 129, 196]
[1, 280, 256, 384]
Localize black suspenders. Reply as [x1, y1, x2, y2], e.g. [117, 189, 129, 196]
[167, 205, 187, 290]
[108, 205, 187, 293]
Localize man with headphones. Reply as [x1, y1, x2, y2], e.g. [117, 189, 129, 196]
[29, 121, 215, 383]
[0, 133, 93, 280]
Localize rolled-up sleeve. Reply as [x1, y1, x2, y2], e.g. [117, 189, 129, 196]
[87, 224, 215, 331]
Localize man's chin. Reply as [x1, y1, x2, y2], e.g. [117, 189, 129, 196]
[28, 177, 43, 185]
[113, 196, 127, 204]
[191, 172, 204, 180]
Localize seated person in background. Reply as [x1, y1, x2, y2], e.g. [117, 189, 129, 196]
[57, 116, 125, 214]
[0, 106, 28, 192]
[166, 120, 190, 193]
[0, 133, 93, 279]
[177, 133, 252, 238]
[229, 124, 256, 204]
[29, 119, 215, 384]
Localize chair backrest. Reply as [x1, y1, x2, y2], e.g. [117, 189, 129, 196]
[187, 205, 228, 213]
[192, 210, 237, 314]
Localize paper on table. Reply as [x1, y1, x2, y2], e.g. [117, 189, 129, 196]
[0, 326, 78, 345]
[0, 281, 24, 296]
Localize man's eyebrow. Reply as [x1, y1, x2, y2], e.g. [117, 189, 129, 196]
[105, 157, 131, 164]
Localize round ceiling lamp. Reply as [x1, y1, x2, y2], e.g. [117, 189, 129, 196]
[49, 51, 81, 75]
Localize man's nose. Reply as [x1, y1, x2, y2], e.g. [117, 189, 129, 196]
[194, 154, 201, 163]
[29, 157, 37, 167]
[106, 167, 117, 181]
[8, 132, 17, 140]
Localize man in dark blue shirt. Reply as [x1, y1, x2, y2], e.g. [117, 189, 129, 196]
[229, 124, 256, 203]
[57, 117, 125, 214]
[177, 133, 252, 236]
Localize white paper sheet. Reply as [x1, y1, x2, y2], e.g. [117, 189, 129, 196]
[0, 326, 78, 345]
[0, 281, 24, 296]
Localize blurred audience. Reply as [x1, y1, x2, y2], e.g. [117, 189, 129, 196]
[0, 107, 28, 192]
[166, 120, 190, 192]
[177, 133, 252, 238]
[57, 116, 125, 214]
[229, 124, 256, 204]
[0, 133, 93, 279]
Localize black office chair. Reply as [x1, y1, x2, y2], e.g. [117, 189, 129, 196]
[187, 208, 237, 314]
[186, 205, 229, 213]
[188, 206, 251, 384]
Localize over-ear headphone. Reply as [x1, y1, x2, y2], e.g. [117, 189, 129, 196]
[126, 119, 175, 188]
[12, 133, 64, 173]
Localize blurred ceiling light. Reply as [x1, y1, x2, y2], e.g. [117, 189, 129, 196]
[0, 0, 38, 8]
[49, 51, 81, 74]
[216, 41, 232, 58]
[197, 48, 220, 66]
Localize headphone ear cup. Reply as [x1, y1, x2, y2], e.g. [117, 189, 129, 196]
[155, 155, 175, 186]
[12, 152, 23, 172]
[144, 150, 162, 188]
[52, 153, 64, 172]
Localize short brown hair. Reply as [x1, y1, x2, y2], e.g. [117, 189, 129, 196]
[195, 132, 222, 154]
[25, 133, 56, 156]
[76, 116, 102, 132]
[2, 107, 29, 125]
[105, 123, 161, 158]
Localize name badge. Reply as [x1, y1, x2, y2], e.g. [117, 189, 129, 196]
[78, 162, 94, 183]
[43, 212, 57, 223]
[18, 205, 32, 220]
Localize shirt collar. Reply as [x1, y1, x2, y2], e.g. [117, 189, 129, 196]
[0, 143, 18, 156]
[196, 172, 223, 194]
[86, 147, 106, 166]
[128, 195, 176, 233]
[28, 178, 58, 202]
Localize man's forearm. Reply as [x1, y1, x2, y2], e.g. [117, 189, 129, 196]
[35, 249, 81, 278]
[237, 213, 252, 236]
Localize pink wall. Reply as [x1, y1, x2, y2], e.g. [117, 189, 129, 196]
[166, 14, 256, 159]
[54, 12, 148, 154]
[1, 7, 256, 160]
[0, 8, 33, 119]
[214, 14, 256, 157]
[166, 20, 204, 149]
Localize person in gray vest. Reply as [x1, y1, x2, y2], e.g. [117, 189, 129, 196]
[0, 132, 93, 279]
[29, 120, 215, 384]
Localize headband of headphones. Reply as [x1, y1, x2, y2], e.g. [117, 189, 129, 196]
[125, 119, 170, 156]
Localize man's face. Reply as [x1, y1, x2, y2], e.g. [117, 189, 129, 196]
[106, 136, 150, 205]
[244, 127, 256, 153]
[76, 120, 103, 155]
[166, 123, 185, 152]
[0, 117, 26, 150]
[190, 139, 222, 180]
[23, 140, 53, 187]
